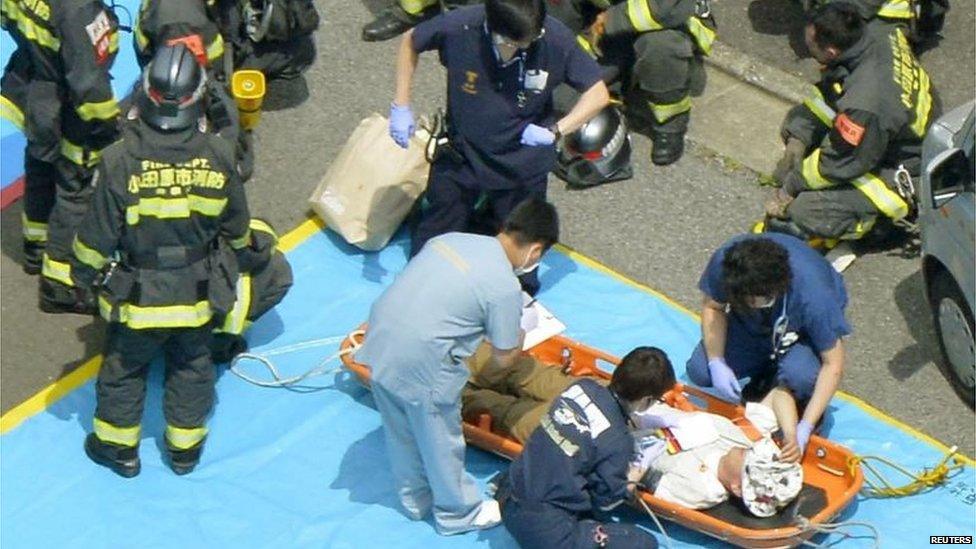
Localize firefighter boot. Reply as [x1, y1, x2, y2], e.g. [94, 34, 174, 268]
[651, 113, 689, 166]
[362, 6, 422, 42]
[23, 241, 43, 275]
[39, 278, 97, 315]
[167, 440, 205, 476]
[84, 433, 141, 478]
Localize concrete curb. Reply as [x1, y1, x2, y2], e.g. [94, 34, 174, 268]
[704, 41, 810, 106]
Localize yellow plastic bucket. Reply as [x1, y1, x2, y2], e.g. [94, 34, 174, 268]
[231, 70, 266, 131]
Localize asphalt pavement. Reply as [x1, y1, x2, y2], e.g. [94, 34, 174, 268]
[1, 0, 973, 456]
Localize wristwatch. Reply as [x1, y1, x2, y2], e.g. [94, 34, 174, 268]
[548, 123, 562, 141]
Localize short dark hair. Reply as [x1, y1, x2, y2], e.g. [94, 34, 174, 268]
[610, 347, 676, 402]
[485, 0, 545, 42]
[721, 238, 792, 311]
[807, 3, 864, 52]
[502, 197, 559, 249]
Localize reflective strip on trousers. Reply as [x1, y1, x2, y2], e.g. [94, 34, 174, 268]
[219, 274, 252, 335]
[803, 86, 834, 127]
[249, 218, 279, 243]
[94, 417, 141, 447]
[72, 236, 109, 270]
[851, 172, 909, 220]
[649, 96, 691, 123]
[626, 0, 664, 32]
[207, 33, 224, 63]
[1, 94, 24, 130]
[910, 67, 933, 138]
[229, 229, 251, 249]
[400, 0, 437, 16]
[76, 98, 120, 122]
[60, 139, 102, 167]
[126, 195, 228, 224]
[878, 0, 912, 19]
[165, 424, 207, 450]
[686, 17, 716, 55]
[42, 253, 74, 286]
[21, 213, 48, 242]
[843, 217, 878, 241]
[116, 300, 214, 330]
[135, 20, 149, 51]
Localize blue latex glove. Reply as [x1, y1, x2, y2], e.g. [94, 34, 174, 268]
[520, 123, 555, 146]
[632, 408, 680, 430]
[796, 419, 815, 453]
[389, 103, 415, 149]
[707, 357, 742, 402]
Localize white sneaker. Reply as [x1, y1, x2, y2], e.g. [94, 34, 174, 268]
[471, 499, 502, 529]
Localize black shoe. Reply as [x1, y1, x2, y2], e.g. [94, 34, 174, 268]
[211, 333, 248, 364]
[39, 278, 97, 315]
[362, 7, 419, 42]
[651, 131, 685, 165]
[85, 433, 140, 478]
[23, 241, 43, 275]
[167, 442, 204, 475]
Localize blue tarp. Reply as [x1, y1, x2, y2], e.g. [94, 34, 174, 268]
[2, 228, 974, 548]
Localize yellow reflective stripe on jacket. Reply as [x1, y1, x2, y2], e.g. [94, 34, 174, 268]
[126, 195, 228, 224]
[60, 139, 103, 167]
[399, 0, 437, 16]
[11, 7, 60, 51]
[649, 96, 691, 123]
[851, 172, 909, 219]
[219, 274, 252, 335]
[249, 218, 278, 242]
[803, 86, 835, 127]
[165, 424, 207, 450]
[686, 17, 715, 55]
[801, 149, 837, 189]
[94, 418, 141, 447]
[76, 98, 120, 122]
[21, 213, 48, 242]
[910, 67, 932, 138]
[575, 34, 598, 59]
[626, 0, 664, 32]
[1, 94, 24, 130]
[878, 0, 912, 19]
[134, 19, 149, 51]
[206, 33, 224, 63]
[117, 300, 213, 329]
[229, 229, 251, 249]
[41, 253, 74, 286]
[72, 236, 109, 270]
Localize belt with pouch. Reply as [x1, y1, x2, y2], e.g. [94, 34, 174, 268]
[125, 243, 213, 270]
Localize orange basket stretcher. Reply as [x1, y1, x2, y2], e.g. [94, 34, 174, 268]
[341, 326, 863, 548]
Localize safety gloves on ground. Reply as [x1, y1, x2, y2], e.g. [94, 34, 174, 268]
[389, 103, 415, 148]
[707, 357, 742, 402]
[520, 123, 555, 146]
[796, 419, 815, 453]
[764, 187, 795, 219]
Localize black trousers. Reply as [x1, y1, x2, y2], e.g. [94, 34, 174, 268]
[95, 323, 215, 436]
[787, 186, 881, 240]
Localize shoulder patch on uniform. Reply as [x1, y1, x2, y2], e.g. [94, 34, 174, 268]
[834, 113, 865, 146]
[85, 11, 113, 66]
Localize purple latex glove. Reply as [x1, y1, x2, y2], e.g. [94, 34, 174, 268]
[796, 419, 815, 453]
[520, 123, 555, 146]
[632, 408, 680, 430]
[707, 357, 742, 402]
[389, 103, 415, 149]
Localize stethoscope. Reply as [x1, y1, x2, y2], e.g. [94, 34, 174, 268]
[770, 293, 798, 361]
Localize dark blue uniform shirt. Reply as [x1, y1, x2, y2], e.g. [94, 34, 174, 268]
[699, 233, 852, 355]
[412, 5, 603, 190]
[508, 379, 634, 514]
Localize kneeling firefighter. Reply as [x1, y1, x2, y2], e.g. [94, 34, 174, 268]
[211, 218, 294, 363]
[554, 106, 633, 188]
[73, 43, 252, 477]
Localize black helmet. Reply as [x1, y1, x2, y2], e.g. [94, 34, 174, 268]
[137, 43, 207, 131]
[554, 106, 633, 188]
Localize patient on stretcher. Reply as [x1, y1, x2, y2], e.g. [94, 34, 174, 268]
[632, 387, 804, 517]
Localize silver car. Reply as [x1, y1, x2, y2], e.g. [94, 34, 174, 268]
[918, 101, 975, 408]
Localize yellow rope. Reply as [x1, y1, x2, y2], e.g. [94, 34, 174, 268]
[847, 445, 966, 498]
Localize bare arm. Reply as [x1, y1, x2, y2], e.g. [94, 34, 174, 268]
[394, 29, 419, 106]
[554, 80, 610, 135]
[803, 339, 845, 426]
[701, 297, 728, 360]
[762, 386, 802, 462]
[475, 331, 526, 386]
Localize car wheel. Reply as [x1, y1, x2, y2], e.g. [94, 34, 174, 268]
[930, 270, 976, 409]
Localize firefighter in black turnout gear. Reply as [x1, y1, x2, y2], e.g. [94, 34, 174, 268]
[75, 44, 251, 478]
[546, 0, 716, 165]
[763, 3, 935, 243]
[1, 0, 120, 311]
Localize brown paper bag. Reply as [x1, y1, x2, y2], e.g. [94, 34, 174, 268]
[308, 113, 430, 251]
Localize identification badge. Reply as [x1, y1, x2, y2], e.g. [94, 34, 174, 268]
[524, 70, 549, 92]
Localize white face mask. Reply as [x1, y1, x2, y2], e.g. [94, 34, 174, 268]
[513, 248, 540, 276]
[751, 296, 777, 309]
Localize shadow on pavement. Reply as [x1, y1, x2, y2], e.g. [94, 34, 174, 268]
[888, 268, 940, 381]
[747, 0, 811, 60]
